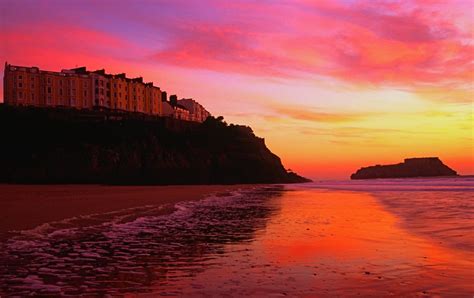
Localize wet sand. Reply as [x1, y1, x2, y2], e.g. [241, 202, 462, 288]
[0, 184, 252, 234]
[0, 182, 472, 296]
[159, 187, 473, 296]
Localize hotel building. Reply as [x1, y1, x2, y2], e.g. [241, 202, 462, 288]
[3, 63, 163, 116]
[178, 98, 211, 122]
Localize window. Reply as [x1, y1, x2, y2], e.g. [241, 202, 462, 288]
[59, 89, 63, 96]
[31, 84, 34, 89]
[114, 83, 117, 88]
[60, 80, 63, 86]
[18, 91, 23, 99]
[84, 82, 88, 88]
[84, 91, 87, 97]
[18, 82, 23, 88]
[31, 77, 34, 81]
[100, 89, 104, 95]
[95, 79, 99, 84]
[47, 87, 52, 94]
[47, 96, 51, 104]
[47, 77, 51, 84]
[18, 75, 23, 80]
[31, 94, 34, 101]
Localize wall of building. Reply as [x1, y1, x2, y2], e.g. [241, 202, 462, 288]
[3, 63, 204, 121]
[178, 98, 211, 122]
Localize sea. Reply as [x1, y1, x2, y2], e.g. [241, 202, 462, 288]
[0, 177, 473, 296]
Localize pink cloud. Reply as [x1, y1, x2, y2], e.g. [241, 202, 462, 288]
[148, 0, 472, 99]
[1, 0, 472, 102]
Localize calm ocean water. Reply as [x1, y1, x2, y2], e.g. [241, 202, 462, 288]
[303, 177, 474, 252]
[0, 178, 473, 296]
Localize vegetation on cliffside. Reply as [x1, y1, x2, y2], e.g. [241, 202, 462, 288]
[0, 105, 309, 184]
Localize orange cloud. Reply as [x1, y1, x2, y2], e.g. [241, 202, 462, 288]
[271, 106, 365, 123]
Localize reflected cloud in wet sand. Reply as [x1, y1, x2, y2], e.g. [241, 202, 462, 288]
[161, 188, 473, 296]
[0, 185, 472, 296]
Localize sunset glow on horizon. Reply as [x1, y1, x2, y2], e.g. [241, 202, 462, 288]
[1, 0, 472, 179]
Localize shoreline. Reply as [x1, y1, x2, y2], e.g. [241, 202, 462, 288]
[0, 184, 257, 234]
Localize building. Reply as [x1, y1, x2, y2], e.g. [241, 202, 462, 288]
[162, 99, 190, 121]
[178, 98, 211, 122]
[162, 100, 174, 117]
[3, 62, 162, 116]
[173, 104, 190, 121]
[3, 62, 215, 122]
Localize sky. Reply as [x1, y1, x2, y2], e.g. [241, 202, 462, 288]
[0, 0, 472, 179]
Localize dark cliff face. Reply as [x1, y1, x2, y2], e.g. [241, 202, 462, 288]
[0, 105, 310, 184]
[350, 157, 458, 180]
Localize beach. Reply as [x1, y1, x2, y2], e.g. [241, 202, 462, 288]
[0, 179, 473, 296]
[0, 184, 252, 234]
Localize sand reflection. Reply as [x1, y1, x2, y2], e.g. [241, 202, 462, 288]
[0, 187, 284, 296]
[1, 186, 472, 296]
[160, 188, 473, 296]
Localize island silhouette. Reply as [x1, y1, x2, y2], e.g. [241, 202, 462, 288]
[351, 157, 458, 180]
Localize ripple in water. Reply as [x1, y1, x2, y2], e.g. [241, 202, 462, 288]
[0, 186, 284, 296]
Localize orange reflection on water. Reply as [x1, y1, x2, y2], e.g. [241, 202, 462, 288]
[257, 189, 473, 294]
[159, 188, 473, 296]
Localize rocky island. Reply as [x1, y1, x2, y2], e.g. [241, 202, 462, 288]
[350, 157, 458, 180]
[0, 105, 310, 184]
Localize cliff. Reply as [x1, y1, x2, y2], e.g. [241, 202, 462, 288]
[350, 157, 458, 180]
[0, 105, 310, 184]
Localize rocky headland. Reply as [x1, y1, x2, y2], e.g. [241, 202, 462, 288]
[0, 105, 310, 184]
[350, 157, 458, 180]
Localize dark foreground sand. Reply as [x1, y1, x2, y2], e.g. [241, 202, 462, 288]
[0, 184, 252, 234]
